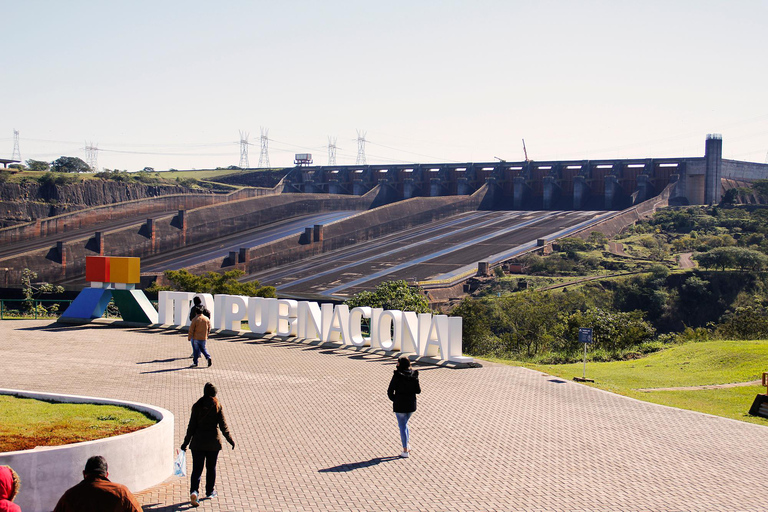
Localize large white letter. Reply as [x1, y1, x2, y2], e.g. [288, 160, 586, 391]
[376, 310, 402, 351]
[422, 314, 449, 359]
[447, 316, 473, 363]
[219, 295, 248, 331]
[320, 303, 338, 342]
[185, 293, 214, 326]
[327, 305, 351, 344]
[401, 311, 430, 354]
[248, 297, 277, 335]
[366, 308, 383, 348]
[276, 299, 298, 336]
[297, 301, 322, 340]
[348, 307, 371, 347]
[158, 291, 195, 326]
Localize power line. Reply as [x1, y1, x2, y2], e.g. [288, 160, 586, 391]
[239, 130, 250, 168]
[356, 129, 367, 165]
[328, 136, 337, 166]
[258, 127, 270, 168]
[12, 129, 21, 161]
[84, 141, 99, 172]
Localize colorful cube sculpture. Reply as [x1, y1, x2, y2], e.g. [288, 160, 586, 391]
[110, 257, 140, 284]
[61, 255, 157, 324]
[85, 256, 110, 283]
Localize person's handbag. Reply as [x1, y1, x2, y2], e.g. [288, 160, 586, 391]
[173, 449, 187, 477]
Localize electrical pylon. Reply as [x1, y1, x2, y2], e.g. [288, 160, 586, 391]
[239, 131, 249, 168]
[84, 142, 99, 172]
[259, 127, 270, 168]
[356, 130, 367, 165]
[328, 136, 337, 166]
[12, 129, 21, 161]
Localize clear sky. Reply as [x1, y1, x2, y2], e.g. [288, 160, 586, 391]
[2, 0, 767, 171]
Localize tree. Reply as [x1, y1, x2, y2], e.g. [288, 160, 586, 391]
[148, 269, 276, 297]
[26, 159, 50, 172]
[345, 280, 430, 313]
[21, 268, 64, 314]
[564, 307, 655, 354]
[51, 156, 90, 173]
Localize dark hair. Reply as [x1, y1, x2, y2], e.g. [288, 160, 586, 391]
[204, 382, 217, 397]
[397, 356, 411, 371]
[193, 296, 202, 306]
[84, 456, 108, 476]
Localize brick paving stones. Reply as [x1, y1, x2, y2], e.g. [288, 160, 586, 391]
[3, 320, 768, 511]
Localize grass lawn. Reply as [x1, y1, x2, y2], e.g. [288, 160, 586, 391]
[490, 339, 768, 426]
[0, 396, 157, 452]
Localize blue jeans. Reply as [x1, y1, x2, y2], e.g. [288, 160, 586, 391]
[192, 338, 211, 365]
[396, 412, 413, 449]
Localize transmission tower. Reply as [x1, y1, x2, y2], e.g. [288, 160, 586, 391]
[356, 130, 367, 165]
[259, 127, 270, 168]
[11, 129, 21, 161]
[239, 131, 250, 168]
[328, 136, 337, 166]
[84, 142, 99, 172]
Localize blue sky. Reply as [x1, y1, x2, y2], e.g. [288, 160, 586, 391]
[2, 0, 767, 171]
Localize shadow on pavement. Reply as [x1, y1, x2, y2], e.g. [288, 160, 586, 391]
[142, 503, 196, 511]
[137, 357, 190, 365]
[139, 366, 195, 375]
[318, 456, 401, 473]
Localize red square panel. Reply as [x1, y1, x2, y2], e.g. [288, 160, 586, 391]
[86, 256, 110, 282]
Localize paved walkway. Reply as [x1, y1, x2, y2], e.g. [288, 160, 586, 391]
[4, 320, 768, 512]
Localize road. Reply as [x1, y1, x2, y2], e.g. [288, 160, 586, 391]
[248, 210, 611, 298]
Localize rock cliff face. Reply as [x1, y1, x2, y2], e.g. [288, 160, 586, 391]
[0, 180, 214, 227]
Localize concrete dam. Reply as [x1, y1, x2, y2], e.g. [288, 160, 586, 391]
[284, 134, 766, 210]
[1, 135, 766, 297]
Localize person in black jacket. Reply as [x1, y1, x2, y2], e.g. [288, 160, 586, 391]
[387, 356, 421, 458]
[180, 383, 235, 507]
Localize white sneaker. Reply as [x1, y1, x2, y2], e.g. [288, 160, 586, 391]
[400, 451, 409, 458]
[190, 491, 199, 507]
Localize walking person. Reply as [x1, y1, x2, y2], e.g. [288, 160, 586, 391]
[188, 302, 212, 367]
[0, 465, 21, 512]
[387, 356, 421, 458]
[188, 296, 210, 359]
[180, 382, 235, 508]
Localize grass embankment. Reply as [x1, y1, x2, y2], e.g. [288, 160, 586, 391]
[0, 396, 157, 452]
[492, 339, 768, 426]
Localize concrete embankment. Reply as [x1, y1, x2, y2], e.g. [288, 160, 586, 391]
[0, 188, 386, 286]
[176, 184, 493, 277]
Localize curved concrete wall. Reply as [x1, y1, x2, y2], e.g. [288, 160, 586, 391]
[0, 388, 174, 512]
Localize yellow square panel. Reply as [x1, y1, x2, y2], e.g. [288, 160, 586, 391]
[109, 257, 140, 284]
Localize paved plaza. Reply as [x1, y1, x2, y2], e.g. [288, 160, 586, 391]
[3, 319, 768, 511]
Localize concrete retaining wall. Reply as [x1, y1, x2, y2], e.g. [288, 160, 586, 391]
[0, 388, 173, 512]
[180, 185, 492, 275]
[0, 188, 384, 285]
[0, 186, 274, 245]
[721, 159, 768, 182]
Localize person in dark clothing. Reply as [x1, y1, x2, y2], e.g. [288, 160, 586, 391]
[181, 382, 235, 508]
[188, 297, 211, 358]
[387, 356, 421, 458]
[52, 456, 141, 512]
[188, 296, 211, 322]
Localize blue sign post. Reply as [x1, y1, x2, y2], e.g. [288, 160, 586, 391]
[575, 327, 594, 382]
